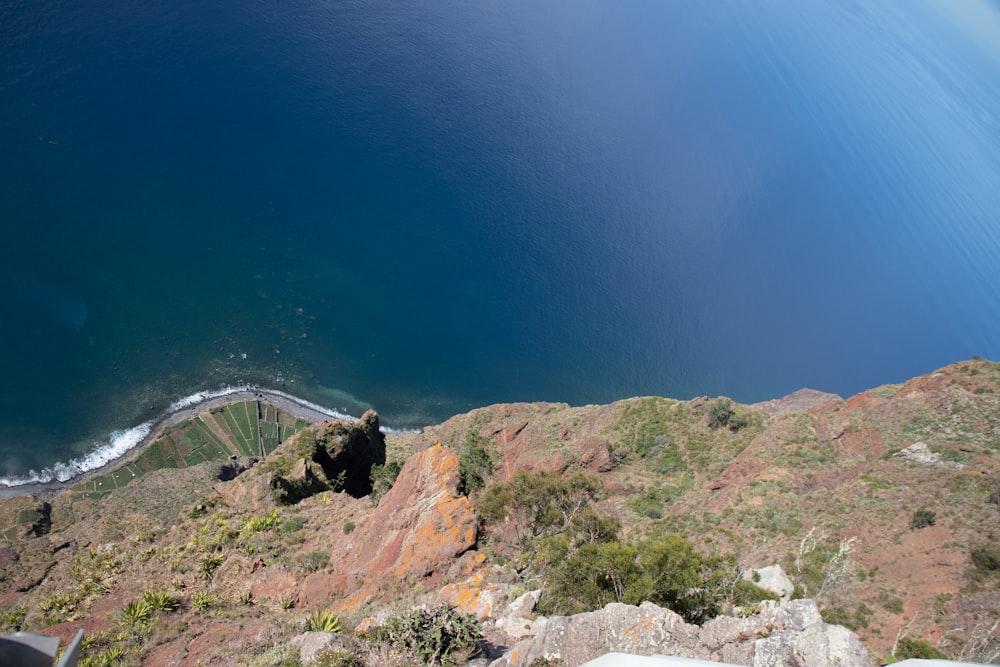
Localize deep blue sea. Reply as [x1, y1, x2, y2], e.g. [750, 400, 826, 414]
[2, 0, 1000, 483]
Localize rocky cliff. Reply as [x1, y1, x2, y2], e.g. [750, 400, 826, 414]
[0, 359, 998, 665]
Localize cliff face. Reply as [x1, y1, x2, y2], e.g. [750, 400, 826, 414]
[0, 359, 998, 665]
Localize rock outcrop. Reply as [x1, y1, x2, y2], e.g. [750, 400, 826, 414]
[221, 410, 387, 507]
[490, 599, 872, 667]
[892, 442, 964, 469]
[742, 565, 794, 602]
[345, 443, 476, 582]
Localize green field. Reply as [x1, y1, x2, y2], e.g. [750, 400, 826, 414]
[71, 401, 309, 500]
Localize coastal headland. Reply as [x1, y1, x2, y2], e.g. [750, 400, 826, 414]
[0, 388, 351, 500]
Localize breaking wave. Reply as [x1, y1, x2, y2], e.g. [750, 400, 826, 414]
[0, 423, 151, 487]
[0, 384, 415, 489]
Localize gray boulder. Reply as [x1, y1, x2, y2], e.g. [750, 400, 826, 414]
[742, 565, 794, 601]
[495, 590, 545, 640]
[489, 599, 872, 667]
[289, 631, 345, 665]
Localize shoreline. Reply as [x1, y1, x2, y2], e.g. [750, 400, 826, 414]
[0, 387, 355, 501]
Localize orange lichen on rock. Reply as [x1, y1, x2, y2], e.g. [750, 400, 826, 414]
[344, 442, 477, 583]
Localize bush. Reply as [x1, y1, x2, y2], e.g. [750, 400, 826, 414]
[910, 507, 936, 529]
[708, 399, 748, 432]
[368, 604, 481, 665]
[478, 471, 604, 547]
[731, 579, 780, 607]
[343, 521, 355, 534]
[199, 553, 225, 580]
[280, 516, 308, 534]
[370, 460, 403, 503]
[893, 637, 948, 660]
[300, 550, 330, 573]
[539, 534, 724, 624]
[457, 431, 494, 495]
[708, 399, 734, 429]
[971, 543, 1000, 572]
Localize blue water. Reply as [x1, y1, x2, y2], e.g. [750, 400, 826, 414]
[2, 0, 1000, 481]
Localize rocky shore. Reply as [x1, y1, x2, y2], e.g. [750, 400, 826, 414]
[0, 387, 346, 500]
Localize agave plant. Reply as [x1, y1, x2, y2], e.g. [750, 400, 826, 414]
[141, 589, 180, 612]
[306, 609, 341, 633]
[119, 600, 153, 627]
[193, 592, 213, 610]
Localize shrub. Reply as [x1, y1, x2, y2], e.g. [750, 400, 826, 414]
[708, 399, 735, 429]
[307, 609, 342, 633]
[971, 543, 1000, 572]
[280, 516, 308, 534]
[300, 550, 330, 573]
[539, 534, 724, 624]
[478, 470, 604, 547]
[342, 521, 355, 534]
[893, 637, 948, 660]
[910, 507, 936, 529]
[368, 604, 482, 665]
[731, 579, 780, 607]
[457, 431, 494, 495]
[370, 460, 403, 503]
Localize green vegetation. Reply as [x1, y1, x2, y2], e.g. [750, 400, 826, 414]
[199, 553, 225, 580]
[299, 550, 330, 573]
[280, 515, 308, 534]
[542, 534, 705, 621]
[910, 507, 937, 529]
[71, 400, 307, 499]
[241, 509, 280, 536]
[820, 603, 873, 631]
[307, 609, 342, 633]
[607, 396, 763, 481]
[971, 542, 1000, 572]
[477, 470, 769, 624]
[370, 460, 403, 503]
[193, 592, 214, 610]
[457, 429, 495, 495]
[708, 398, 748, 432]
[365, 604, 482, 665]
[891, 637, 948, 660]
[0, 604, 26, 632]
[478, 470, 604, 549]
[141, 589, 180, 612]
[119, 599, 153, 627]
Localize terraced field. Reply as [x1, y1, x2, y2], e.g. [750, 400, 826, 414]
[72, 401, 310, 499]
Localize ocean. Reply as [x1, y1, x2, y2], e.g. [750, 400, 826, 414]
[2, 0, 1000, 483]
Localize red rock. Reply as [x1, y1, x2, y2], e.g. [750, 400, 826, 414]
[344, 443, 477, 583]
[298, 572, 350, 607]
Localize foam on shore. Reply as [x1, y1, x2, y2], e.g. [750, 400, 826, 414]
[0, 384, 416, 490]
[0, 423, 152, 487]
